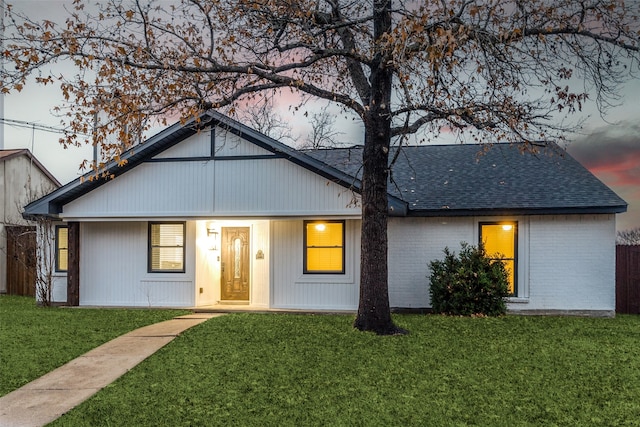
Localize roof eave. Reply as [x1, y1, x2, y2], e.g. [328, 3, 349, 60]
[406, 205, 628, 217]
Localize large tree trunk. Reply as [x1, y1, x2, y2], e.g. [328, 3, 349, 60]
[354, 116, 405, 334]
[353, 0, 405, 335]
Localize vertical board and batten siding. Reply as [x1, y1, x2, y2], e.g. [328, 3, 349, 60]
[61, 127, 360, 219]
[526, 214, 616, 312]
[62, 162, 216, 218]
[154, 129, 212, 158]
[51, 272, 67, 303]
[213, 159, 359, 216]
[214, 128, 274, 156]
[79, 221, 196, 307]
[271, 219, 360, 310]
[250, 220, 271, 307]
[616, 245, 640, 314]
[194, 220, 218, 306]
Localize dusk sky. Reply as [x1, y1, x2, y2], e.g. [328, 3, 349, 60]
[2, 0, 640, 232]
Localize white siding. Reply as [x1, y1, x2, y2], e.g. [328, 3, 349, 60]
[51, 274, 67, 303]
[153, 129, 211, 159]
[271, 219, 360, 310]
[388, 214, 616, 313]
[214, 127, 273, 156]
[62, 213, 615, 311]
[79, 221, 195, 307]
[73, 218, 269, 308]
[213, 159, 360, 216]
[194, 220, 218, 306]
[251, 220, 271, 307]
[388, 217, 474, 308]
[61, 131, 360, 220]
[63, 161, 215, 218]
[525, 214, 616, 312]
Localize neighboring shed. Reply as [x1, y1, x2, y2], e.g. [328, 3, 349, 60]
[1, 149, 61, 295]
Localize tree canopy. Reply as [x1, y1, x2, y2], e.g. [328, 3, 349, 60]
[3, 0, 639, 333]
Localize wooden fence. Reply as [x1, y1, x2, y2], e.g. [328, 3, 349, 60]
[616, 245, 640, 314]
[5, 226, 37, 297]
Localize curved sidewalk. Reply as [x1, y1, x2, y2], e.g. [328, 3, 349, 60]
[0, 313, 222, 427]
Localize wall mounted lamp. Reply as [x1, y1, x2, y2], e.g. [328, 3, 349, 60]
[206, 225, 219, 250]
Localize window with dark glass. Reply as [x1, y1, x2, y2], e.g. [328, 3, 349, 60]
[55, 225, 68, 272]
[148, 222, 185, 273]
[480, 222, 517, 295]
[304, 220, 345, 274]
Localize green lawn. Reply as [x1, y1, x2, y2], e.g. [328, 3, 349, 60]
[0, 295, 189, 396]
[46, 312, 640, 426]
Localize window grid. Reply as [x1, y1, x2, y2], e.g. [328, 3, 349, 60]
[148, 222, 186, 273]
[479, 222, 518, 296]
[303, 220, 345, 274]
[55, 225, 68, 272]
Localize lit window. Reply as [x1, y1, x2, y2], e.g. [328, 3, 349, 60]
[55, 226, 68, 272]
[149, 222, 185, 273]
[304, 220, 345, 274]
[480, 222, 517, 295]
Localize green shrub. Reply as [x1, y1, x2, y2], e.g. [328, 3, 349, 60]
[428, 242, 510, 316]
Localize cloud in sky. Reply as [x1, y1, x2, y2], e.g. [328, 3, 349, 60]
[568, 121, 640, 230]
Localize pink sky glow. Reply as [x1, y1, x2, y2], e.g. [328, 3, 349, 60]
[2, 0, 640, 232]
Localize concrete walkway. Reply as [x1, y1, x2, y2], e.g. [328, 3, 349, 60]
[0, 313, 222, 427]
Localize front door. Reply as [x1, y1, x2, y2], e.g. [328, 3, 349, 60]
[220, 227, 250, 301]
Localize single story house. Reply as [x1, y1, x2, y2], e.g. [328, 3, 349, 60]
[24, 111, 626, 315]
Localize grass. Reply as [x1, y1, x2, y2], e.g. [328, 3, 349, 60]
[0, 295, 189, 396]
[47, 312, 640, 427]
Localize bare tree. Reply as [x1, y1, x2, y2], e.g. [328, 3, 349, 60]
[2, 205, 58, 306]
[2, 0, 639, 333]
[617, 227, 640, 245]
[233, 96, 296, 144]
[300, 106, 345, 149]
[33, 218, 56, 305]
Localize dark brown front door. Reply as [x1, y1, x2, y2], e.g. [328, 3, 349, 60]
[220, 227, 250, 301]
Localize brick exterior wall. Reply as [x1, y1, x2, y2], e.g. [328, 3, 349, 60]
[388, 214, 616, 314]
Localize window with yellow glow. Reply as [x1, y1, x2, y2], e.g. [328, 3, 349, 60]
[149, 222, 185, 273]
[480, 222, 517, 295]
[304, 221, 345, 274]
[55, 226, 68, 272]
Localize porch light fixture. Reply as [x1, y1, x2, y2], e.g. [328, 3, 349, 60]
[206, 225, 218, 250]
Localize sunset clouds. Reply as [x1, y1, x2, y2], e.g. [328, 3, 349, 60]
[568, 121, 640, 230]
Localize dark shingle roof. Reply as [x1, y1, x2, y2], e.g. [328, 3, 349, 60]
[306, 143, 627, 216]
[23, 108, 626, 218]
